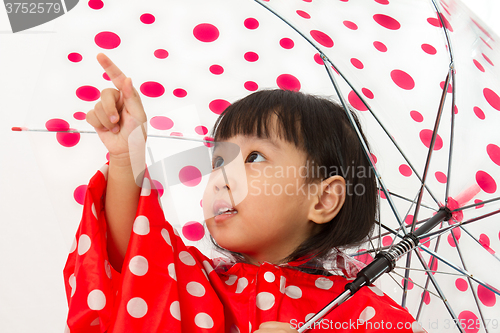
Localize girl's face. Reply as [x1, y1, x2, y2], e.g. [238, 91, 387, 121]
[202, 131, 325, 265]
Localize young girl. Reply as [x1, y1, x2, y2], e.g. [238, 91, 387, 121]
[64, 54, 424, 332]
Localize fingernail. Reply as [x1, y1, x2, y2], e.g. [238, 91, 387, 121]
[110, 115, 118, 123]
[111, 125, 119, 133]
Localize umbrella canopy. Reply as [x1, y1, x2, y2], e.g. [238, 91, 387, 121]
[16, 0, 500, 331]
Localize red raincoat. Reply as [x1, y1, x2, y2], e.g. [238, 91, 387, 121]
[63, 164, 425, 332]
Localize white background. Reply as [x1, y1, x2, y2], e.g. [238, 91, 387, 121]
[0, 1, 499, 332]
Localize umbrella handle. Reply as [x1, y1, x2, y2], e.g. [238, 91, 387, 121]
[298, 208, 451, 332]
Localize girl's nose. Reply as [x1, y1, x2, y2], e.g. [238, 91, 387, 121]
[212, 167, 234, 193]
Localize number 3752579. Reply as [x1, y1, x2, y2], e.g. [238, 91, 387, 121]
[5, 2, 62, 14]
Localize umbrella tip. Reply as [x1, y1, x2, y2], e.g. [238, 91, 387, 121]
[11, 127, 26, 131]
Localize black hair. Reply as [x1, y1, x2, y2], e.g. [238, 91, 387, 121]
[210, 89, 378, 264]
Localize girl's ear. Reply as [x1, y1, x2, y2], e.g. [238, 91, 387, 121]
[307, 176, 346, 224]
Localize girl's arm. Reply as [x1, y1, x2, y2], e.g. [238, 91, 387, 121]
[105, 157, 142, 272]
[86, 53, 148, 273]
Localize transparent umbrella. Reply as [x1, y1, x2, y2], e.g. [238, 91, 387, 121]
[14, 0, 500, 332]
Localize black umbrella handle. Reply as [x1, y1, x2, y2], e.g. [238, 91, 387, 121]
[298, 207, 451, 332]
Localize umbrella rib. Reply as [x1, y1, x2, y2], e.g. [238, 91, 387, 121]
[420, 246, 500, 296]
[460, 225, 500, 263]
[393, 266, 466, 277]
[415, 221, 444, 315]
[451, 196, 500, 212]
[384, 190, 437, 211]
[410, 68, 452, 234]
[389, 270, 443, 299]
[321, 58, 406, 235]
[413, 248, 464, 332]
[429, 0, 457, 205]
[424, 208, 500, 240]
[449, 227, 491, 333]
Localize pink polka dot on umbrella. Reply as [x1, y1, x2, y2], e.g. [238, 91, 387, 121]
[370, 153, 377, 165]
[195, 126, 208, 135]
[421, 44, 437, 55]
[455, 278, 468, 291]
[68, 52, 82, 62]
[440, 81, 453, 93]
[422, 291, 431, 305]
[203, 136, 214, 148]
[458, 311, 479, 333]
[435, 171, 447, 183]
[373, 41, 387, 52]
[73, 112, 86, 120]
[179, 166, 202, 187]
[348, 91, 368, 111]
[382, 236, 393, 247]
[296, 10, 311, 19]
[356, 249, 373, 265]
[487, 144, 500, 166]
[410, 110, 423, 122]
[193, 23, 219, 42]
[154, 49, 169, 59]
[476, 170, 497, 193]
[280, 38, 294, 49]
[483, 88, 500, 111]
[483, 53, 494, 66]
[94, 31, 121, 49]
[473, 106, 485, 120]
[173, 88, 187, 98]
[401, 278, 414, 290]
[481, 37, 493, 50]
[447, 228, 461, 247]
[277, 74, 301, 91]
[57, 129, 80, 147]
[151, 180, 164, 197]
[140, 13, 155, 24]
[479, 234, 495, 254]
[391, 70, 415, 90]
[73, 185, 87, 205]
[351, 58, 364, 69]
[313, 53, 324, 65]
[362, 88, 374, 99]
[399, 164, 412, 177]
[310, 30, 334, 48]
[473, 59, 485, 72]
[150, 116, 173, 130]
[373, 14, 401, 30]
[46, 119, 69, 132]
[343, 20, 358, 30]
[182, 221, 205, 241]
[102, 72, 110, 81]
[244, 52, 259, 62]
[140, 81, 165, 98]
[477, 284, 496, 307]
[405, 215, 414, 225]
[171, 132, 183, 137]
[375, 0, 389, 4]
[419, 129, 443, 150]
[244, 81, 258, 91]
[244, 18, 259, 29]
[88, 0, 103, 10]
[474, 199, 484, 209]
[209, 99, 231, 115]
[209, 65, 224, 75]
[76, 85, 100, 101]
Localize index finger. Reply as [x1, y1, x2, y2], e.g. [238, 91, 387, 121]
[97, 53, 127, 90]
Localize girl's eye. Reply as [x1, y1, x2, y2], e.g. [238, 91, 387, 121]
[212, 156, 224, 169]
[246, 152, 266, 163]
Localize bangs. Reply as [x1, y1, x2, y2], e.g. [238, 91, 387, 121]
[211, 90, 304, 148]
